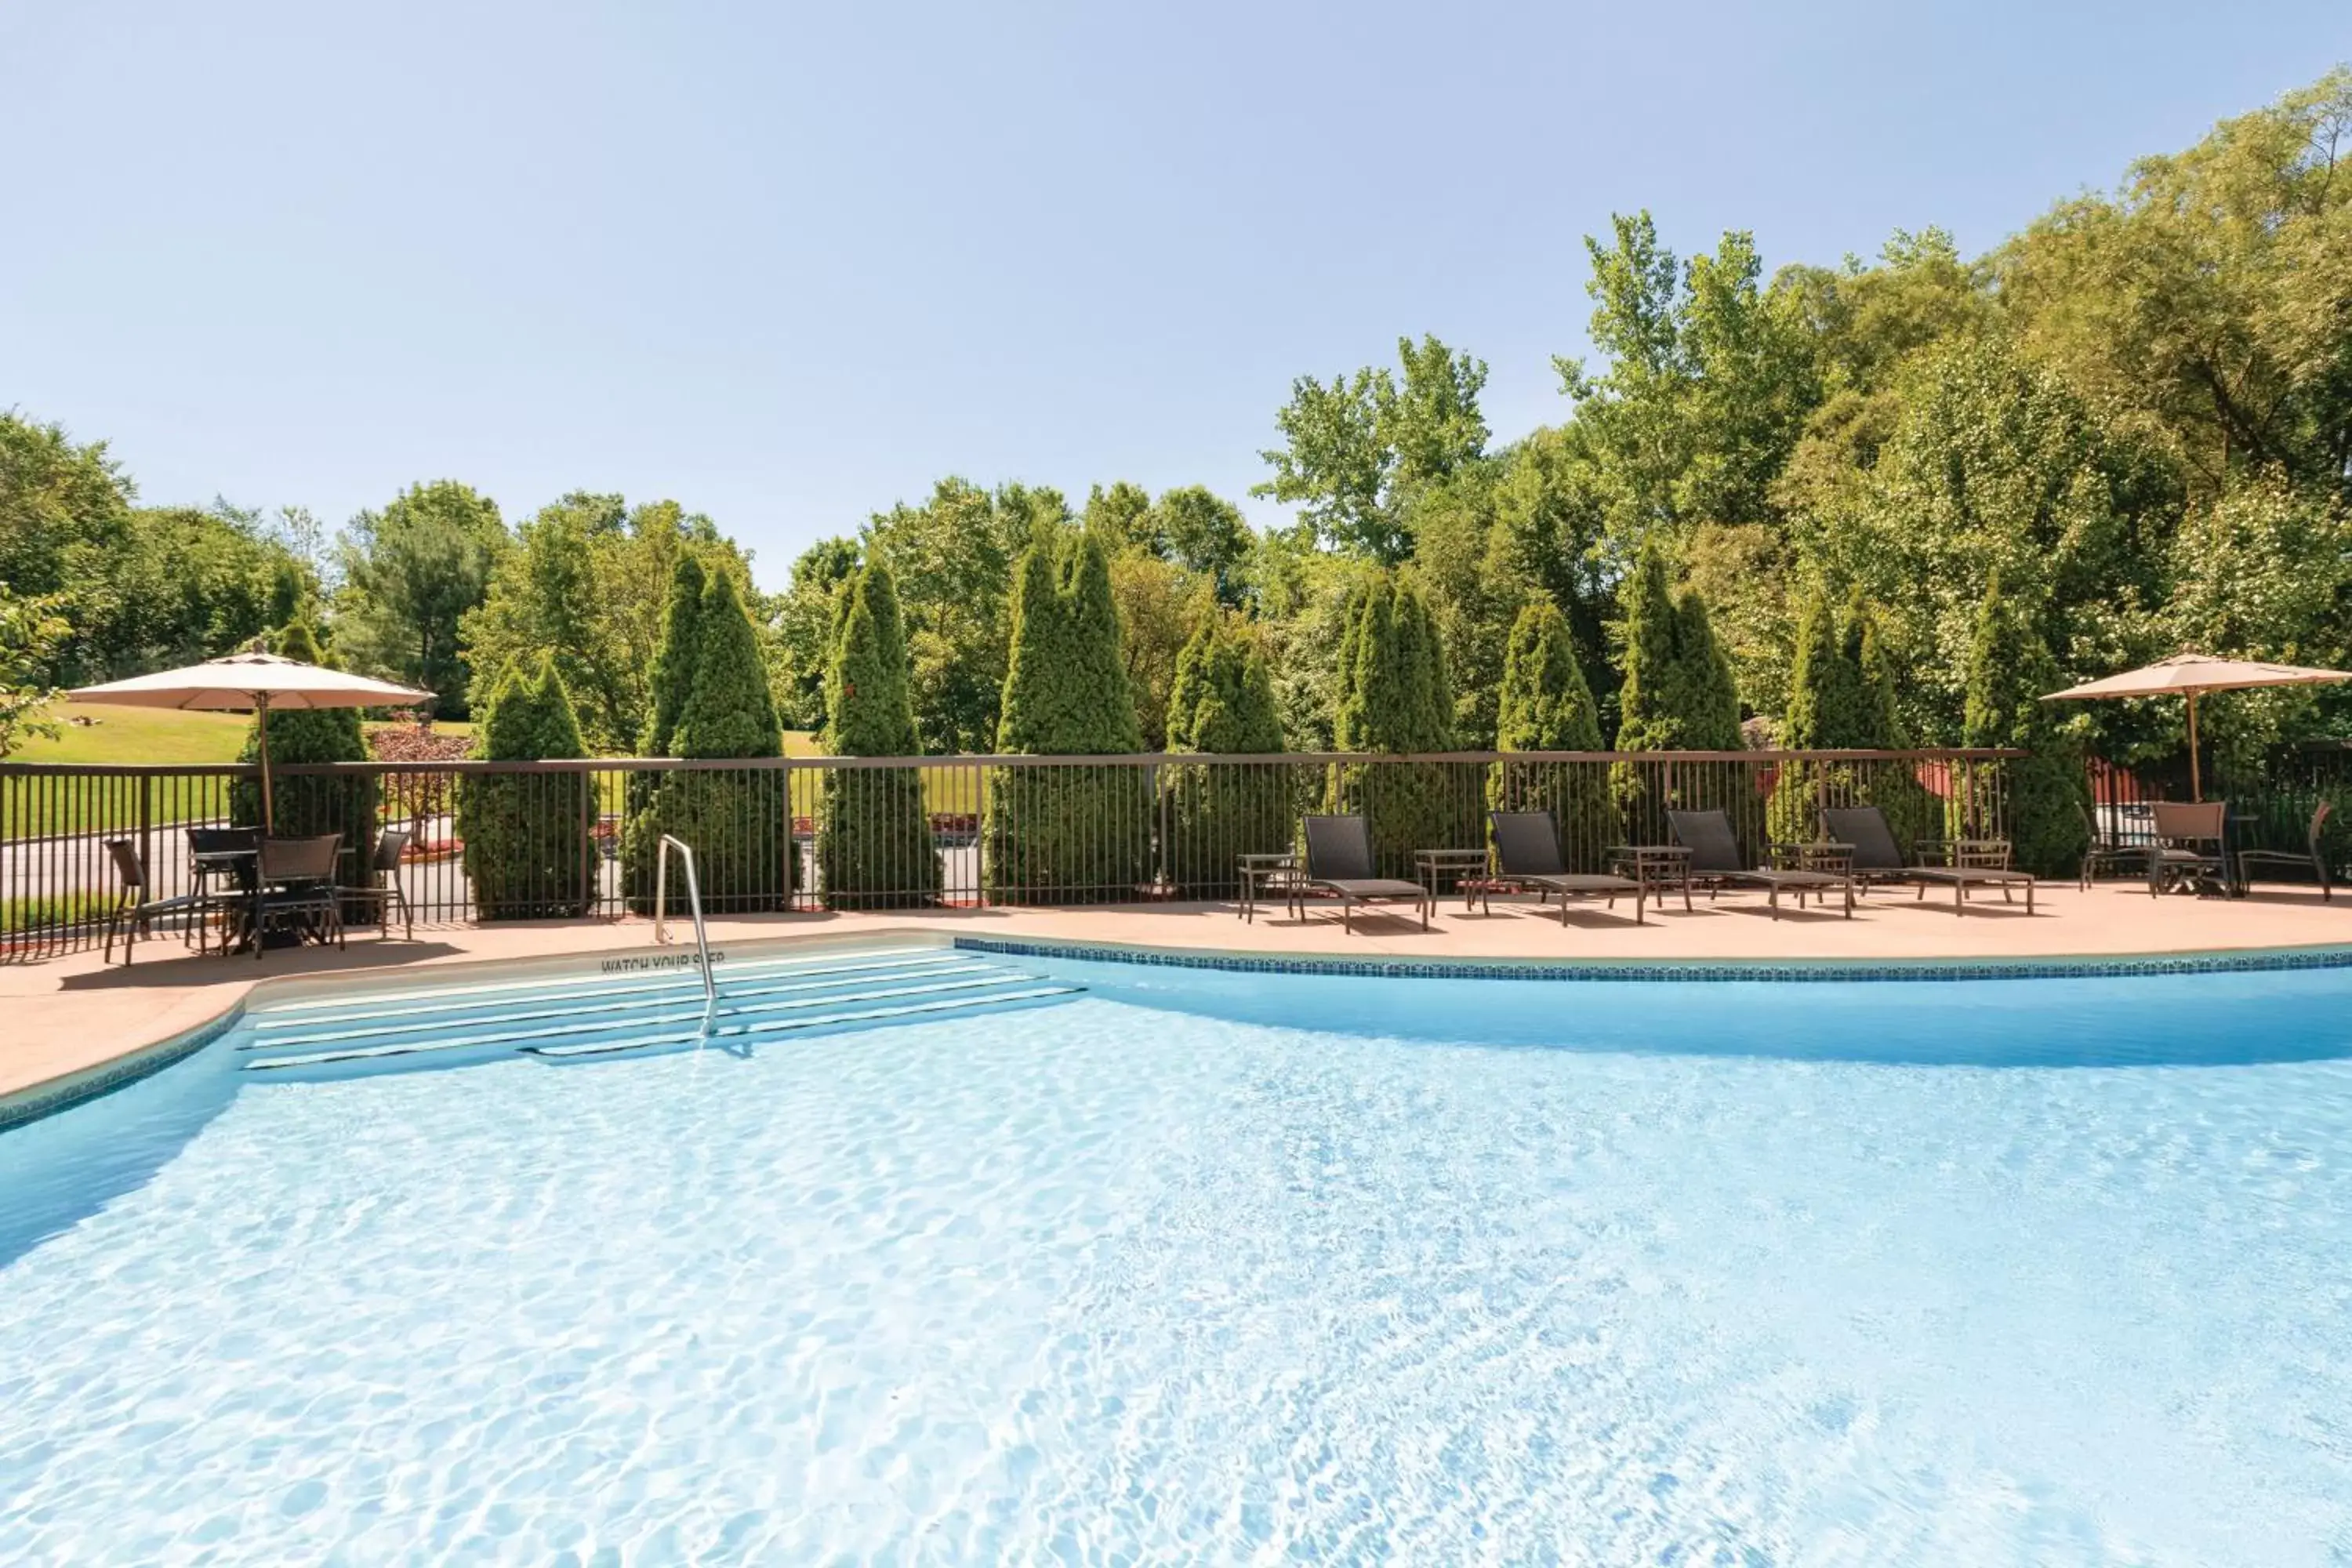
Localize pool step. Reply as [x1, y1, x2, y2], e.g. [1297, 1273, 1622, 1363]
[237, 946, 1080, 1076]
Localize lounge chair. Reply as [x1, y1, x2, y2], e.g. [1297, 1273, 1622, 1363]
[2236, 800, 2332, 901]
[1820, 805, 2035, 916]
[1665, 808, 1853, 919]
[1484, 811, 1646, 924]
[2078, 804, 2153, 891]
[1298, 815, 1430, 933]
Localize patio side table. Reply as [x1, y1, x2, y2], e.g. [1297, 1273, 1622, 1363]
[1608, 844, 1695, 913]
[1414, 848, 1490, 916]
[1236, 852, 1298, 924]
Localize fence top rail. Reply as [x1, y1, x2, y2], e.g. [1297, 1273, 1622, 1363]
[0, 746, 2030, 779]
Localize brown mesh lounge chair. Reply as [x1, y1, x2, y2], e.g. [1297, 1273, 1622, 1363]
[2237, 800, 2332, 900]
[1299, 815, 1429, 933]
[1484, 811, 1646, 924]
[1666, 808, 1853, 919]
[1821, 805, 2035, 916]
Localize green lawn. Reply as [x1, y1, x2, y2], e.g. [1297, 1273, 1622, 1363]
[1, 705, 477, 840]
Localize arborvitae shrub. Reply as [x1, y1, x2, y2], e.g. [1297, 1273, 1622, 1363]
[625, 569, 790, 913]
[985, 532, 1152, 902]
[1610, 546, 1745, 843]
[1491, 599, 1616, 868]
[1964, 573, 2089, 877]
[1327, 574, 1475, 877]
[462, 659, 594, 919]
[1163, 615, 1290, 897]
[817, 563, 939, 907]
[1766, 588, 1931, 844]
[230, 622, 379, 903]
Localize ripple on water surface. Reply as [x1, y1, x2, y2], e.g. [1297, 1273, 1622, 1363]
[2, 964, 2350, 1565]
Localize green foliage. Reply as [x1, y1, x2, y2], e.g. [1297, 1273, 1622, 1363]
[985, 531, 1150, 901]
[460, 661, 593, 919]
[1769, 588, 1920, 841]
[1162, 618, 1290, 896]
[861, 477, 1058, 753]
[1963, 575, 2089, 877]
[624, 568, 789, 914]
[0, 586, 67, 758]
[1327, 575, 1472, 874]
[1491, 600, 1615, 868]
[817, 564, 938, 907]
[462, 494, 753, 753]
[336, 480, 510, 716]
[1613, 543, 1740, 750]
[230, 622, 379, 862]
[1256, 335, 1489, 562]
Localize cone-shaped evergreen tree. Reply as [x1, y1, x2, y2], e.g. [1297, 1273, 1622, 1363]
[1771, 586, 1921, 841]
[1492, 600, 1615, 867]
[231, 621, 379, 871]
[817, 563, 938, 907]
[1963, 572, 2088, 876]
[625, 567, 790, 913]
[985, 531, 1151, 901]
[1611, 544, 1682, 751]
[641, 554, 706, 757]
[1329, 574, 1470, 876]
[463, 659, 594, 919]
[1612, 546, 1745, 840]
[1163, 615, 1290, 896]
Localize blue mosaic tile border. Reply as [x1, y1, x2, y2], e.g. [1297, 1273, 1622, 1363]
[953, 935, 2352, 984]
[0, 1009, 240, 1134]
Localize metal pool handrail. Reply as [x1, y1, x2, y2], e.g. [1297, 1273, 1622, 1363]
[653, 834, 717, 1036]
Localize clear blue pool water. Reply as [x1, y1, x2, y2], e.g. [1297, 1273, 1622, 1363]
[3, 950, 2350, 1564]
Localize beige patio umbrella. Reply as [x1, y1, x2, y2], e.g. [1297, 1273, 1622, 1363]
[69, 648, 434, 833]
[2043, 652, 2352, 800]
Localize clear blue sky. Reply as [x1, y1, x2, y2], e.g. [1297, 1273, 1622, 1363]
[5, 2, 2344, 589]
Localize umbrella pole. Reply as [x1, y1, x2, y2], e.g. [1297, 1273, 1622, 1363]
[2187, 691, 2201, 803]
[258, 692, 274, 836]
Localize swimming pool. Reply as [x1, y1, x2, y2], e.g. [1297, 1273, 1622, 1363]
[3, 943, 2349, 1563]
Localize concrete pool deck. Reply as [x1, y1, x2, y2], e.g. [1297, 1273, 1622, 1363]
[4, 881, 2347, 1109]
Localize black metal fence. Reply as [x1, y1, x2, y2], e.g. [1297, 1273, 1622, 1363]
[0, 749, 2018, 960]
[2086, 742, 2352, 869]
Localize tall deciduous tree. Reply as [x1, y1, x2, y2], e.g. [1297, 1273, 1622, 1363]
[336, 480, 510, 716]
[1257, 334, 1489, 562]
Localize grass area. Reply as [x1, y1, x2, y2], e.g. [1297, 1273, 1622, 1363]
[9, 703, 252, 765]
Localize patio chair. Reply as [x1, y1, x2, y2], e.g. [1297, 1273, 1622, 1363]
[255, 834, 346, 957]
[1484, 811, 1646, 924]
[100, 839, 205, 965]
[337, 827, 416, 939]
[187, 826, 262, 956]
[1665, 808, 1853, 920]
[1298, 815, 1429, 934]
[2147, 801, 2227, 897]
[2078, 804, 2153, 892]
[1821, 805, 2034, 916]
[2236, 800, 2332, 901]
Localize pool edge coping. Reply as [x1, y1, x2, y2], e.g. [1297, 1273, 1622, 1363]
[11, 928, 2352, 1132]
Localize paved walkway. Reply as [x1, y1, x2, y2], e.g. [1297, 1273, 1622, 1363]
[5, 882, 2346, 1106]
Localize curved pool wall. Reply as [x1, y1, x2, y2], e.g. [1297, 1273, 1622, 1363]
[9, 934, 2352, 1135]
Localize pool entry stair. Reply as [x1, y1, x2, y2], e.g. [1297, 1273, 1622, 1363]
[234, 948, 1083, 1077]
